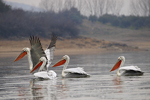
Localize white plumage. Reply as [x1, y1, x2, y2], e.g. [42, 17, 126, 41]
[32, 57, 57, 79]
[110, 56, 144, 76]
[64, 67, 89, 75]
[34, 70, 57, 79]
[119, 66, 142, 72]
[52, 55, 90, 78]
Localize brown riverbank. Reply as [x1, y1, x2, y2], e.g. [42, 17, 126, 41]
[0, 37, 147, 57]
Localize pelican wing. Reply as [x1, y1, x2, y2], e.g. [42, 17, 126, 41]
[64, 67, 89, 75]
[119, 66, 142, 71]
[119, 66, 143, 76]
[45, 34, 57, 67]
[29, 36, 46, 69]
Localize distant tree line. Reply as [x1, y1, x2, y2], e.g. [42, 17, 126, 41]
[0, 0, 150, 39]
[0, 0, 11, 13]
[0, 0, 83, 39]
[89, 14, 150, 29]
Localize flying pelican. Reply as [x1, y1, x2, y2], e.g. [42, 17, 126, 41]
[14, 34, 57, 74]
[110, 56, 144, 76]
[52, 55, 90, 78]
[30, 57, 57, 79]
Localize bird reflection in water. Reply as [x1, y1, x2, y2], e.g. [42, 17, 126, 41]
[54, 78, 69, 99]
[29, 78, 69, 100]
[112, 76, 123, 93]
[30, 79, 57, 100]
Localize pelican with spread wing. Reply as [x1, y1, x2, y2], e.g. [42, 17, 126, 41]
[52, 55, 90, 78]
[14, 34, 57, 79]
[110, 56, 144, 76]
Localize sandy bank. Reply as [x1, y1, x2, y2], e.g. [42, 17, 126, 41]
[0, 37, 147, 57]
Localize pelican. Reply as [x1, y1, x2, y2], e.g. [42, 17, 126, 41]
[110, 56, 144, 76]
[52, 55, 90, 78]
[14, 34, 57, 74]
[30, 57, 57, 79]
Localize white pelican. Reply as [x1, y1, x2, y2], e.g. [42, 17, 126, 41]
[14, 34, 57, 74]
[110, 56, 144, 76]
[31, 57, 57, 79]
[52, 55, 90, 78]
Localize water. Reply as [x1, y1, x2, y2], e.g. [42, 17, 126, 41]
[0, 51, 150, 100]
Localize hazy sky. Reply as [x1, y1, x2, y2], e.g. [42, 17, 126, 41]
[4, 0, 41, 7]
[3, 0, 132, 16]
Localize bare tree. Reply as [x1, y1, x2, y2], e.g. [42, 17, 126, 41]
[139, 0, 150, 16]
[107, 0, 123, 16]
[130, 0, 138, 16]
[64, 0, 74, 10]
[39, 0, 50, 11]
[130, 0, 150, 16]
[98, 0, 106, 16]
[148, 0, 150, 16]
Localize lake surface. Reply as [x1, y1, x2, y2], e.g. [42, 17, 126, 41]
[0, 51, 150, 100]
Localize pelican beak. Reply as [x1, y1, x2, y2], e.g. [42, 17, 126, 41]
[110, 59, 122, 72]
[52, 58, 66, 67]
[14, 51, 27, 62]
[30, 61, 43, 73]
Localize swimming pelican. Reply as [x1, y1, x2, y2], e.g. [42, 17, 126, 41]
[14, 34, 57, 73]
[30, 57, 57, 79]
[52, 55, 90, 78]
[110, 56, 144, 76]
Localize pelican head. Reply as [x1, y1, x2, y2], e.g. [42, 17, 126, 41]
[118, 56, 125, 62]
[39, 56, 47, 61]
[23, 47, 30, 52]
[63, 55, 70, 60]
[30, 57, 47, 73]
[110, 56, 125, 72]
[14, 47, 30, 62]
[52, 55, 70, 68]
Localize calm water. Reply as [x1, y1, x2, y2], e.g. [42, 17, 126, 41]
[0, 51, 150, 100]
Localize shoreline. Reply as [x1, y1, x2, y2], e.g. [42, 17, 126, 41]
[0, 37, 148, 57]
[0, 48, 148, 58]
[0, 48, 118, 56]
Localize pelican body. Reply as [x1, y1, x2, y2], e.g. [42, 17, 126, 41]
[110, 56, 144, 76]
[31, 57, 57, 79]
[52, 55, 90, 78]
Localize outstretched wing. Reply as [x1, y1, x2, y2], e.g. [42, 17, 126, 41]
[45, 34, 57, 67]
[29, 36, 46, 71]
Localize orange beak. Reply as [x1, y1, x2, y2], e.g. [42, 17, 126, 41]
[30, 61, 43, 73]
[110, 59, 122, 72]
[14, 51, 27, 62]
[52, 59, 66, 67]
